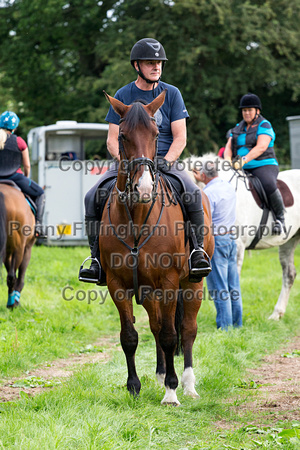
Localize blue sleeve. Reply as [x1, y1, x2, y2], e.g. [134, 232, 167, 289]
[105, 90, 123, 124]
[257, 120, 275, 143]
[169, 87, 189, 122]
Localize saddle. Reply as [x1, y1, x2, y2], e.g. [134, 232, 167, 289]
[0, 180, 37, 215]
[94, 170, 190, 244]
[249, 177, 294, 209]
[240, 173, 293, 250]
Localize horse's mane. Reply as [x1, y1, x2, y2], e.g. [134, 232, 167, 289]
[123, 102, 154, 133]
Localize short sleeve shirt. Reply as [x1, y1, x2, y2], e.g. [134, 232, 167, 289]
[16, 136, 27, 173]
[203, 178, 237, 234]
[105, 81, 189, 157]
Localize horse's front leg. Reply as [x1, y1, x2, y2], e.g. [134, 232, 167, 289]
[142, 296, 166, 387]
[5, 255, 18, 309]
[158, 281, 180, 406]
[180, 280, 202, 398]
[13, 244, 34, 307]
[110, 281, 141, 396]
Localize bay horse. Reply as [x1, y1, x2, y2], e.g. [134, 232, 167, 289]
[186, 154, 300, 320]
[99, 91, 214, 405]
[0, 182, 35, 308]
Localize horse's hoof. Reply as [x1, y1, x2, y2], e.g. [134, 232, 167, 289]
[161, 401, 181, 407]
[7, 291, 21, 309]
[127, 381, 141, 398]
[183, 389, 200, 398]
[161, 388, 180, 406]
[268, 311, 282, 320]
[6, 301, 20, 310]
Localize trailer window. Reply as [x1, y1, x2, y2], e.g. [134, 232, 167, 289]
[84, 138, 108, 160]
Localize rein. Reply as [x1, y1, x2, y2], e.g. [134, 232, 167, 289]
[107, 114, 164, 305]
[228, 166, 252, 192]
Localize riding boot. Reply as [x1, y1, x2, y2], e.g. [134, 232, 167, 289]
[35, 193, 47, 238]
[78, 217, 106, 285]
[188, 209, 212, 282]
[269, 189, 286, 235]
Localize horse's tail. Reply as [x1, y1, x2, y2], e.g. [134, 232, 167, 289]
[175, 288, 184, 356]
[0, 192, 7, 267]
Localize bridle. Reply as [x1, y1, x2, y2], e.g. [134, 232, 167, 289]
[107, 113, 166, 304]
[116, 115, 158, 201]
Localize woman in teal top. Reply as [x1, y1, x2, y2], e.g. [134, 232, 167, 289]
[224, 93, 285, 235]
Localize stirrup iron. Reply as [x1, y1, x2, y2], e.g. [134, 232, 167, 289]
[78, 256, 101, 283]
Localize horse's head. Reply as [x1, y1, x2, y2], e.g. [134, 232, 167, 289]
[104, 90, 167, 203]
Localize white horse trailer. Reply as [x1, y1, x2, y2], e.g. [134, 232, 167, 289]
[28, 121, 109, 245]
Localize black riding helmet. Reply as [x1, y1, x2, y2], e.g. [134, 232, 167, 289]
[239, 93, 262, 110]
[130, 38, 168, 84]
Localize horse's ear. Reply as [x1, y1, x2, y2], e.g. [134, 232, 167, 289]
[144, 89, 167, 117]
[103, 91, 130, 118]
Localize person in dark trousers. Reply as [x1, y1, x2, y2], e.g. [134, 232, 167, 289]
[0, 110, 46, 237]
[224, 93, 285, 235]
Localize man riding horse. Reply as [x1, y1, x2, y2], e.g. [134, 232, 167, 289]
[79, 38, 211, 284]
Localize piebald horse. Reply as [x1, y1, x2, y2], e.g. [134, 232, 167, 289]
[186, 154, 300, 320]
[99, 91, 214, 405]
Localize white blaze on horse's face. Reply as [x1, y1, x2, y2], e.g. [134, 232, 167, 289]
[136, 154, 153, 203]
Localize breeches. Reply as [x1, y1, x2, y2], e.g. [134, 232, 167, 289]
[245, 165, 279, 197]
[6, 172, 44, 200]
[84, 160, 203, 218]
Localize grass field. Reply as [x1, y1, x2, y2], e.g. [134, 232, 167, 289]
[0, 245, 299, 449]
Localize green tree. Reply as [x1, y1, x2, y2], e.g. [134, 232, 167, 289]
[1, 0, 299, 162]
[0, 0, 115, 129]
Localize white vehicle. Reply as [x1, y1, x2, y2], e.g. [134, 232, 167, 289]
[28, 121, 110, 245]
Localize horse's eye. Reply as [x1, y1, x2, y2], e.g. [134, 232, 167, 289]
[120, 133, 127, 141]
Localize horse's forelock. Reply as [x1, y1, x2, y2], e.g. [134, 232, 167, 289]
[123, 102, 154, 133]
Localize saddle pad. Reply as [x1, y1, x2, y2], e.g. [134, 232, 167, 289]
[25, 195, 37, 215]
[0, 179, 21, 190]
[250, 179, 294, 209]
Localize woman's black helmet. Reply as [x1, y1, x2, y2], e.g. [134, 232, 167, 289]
[239, 93, 262, 110]
[130, 38, 168, 67]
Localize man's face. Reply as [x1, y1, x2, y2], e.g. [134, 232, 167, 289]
[193, 169, 204, 183]
[135, 60, 162, 81]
